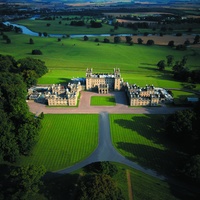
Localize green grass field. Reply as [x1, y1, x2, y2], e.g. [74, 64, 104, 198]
[172, 89, 199, 104]
[1, 31, 200, 90]
[18, 114, 98, 171]
[110, 114, 186, 176]
[14, 18, 134, 35]
[90, 96, 116, 106]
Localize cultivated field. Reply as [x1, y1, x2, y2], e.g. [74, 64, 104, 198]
[18, 114, 98, 171]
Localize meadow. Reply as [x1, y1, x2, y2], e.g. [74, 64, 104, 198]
[18, 114, 98, 171]
[90, 96, 116, 106]
[1, 31, 200, 90]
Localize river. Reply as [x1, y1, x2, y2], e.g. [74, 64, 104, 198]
[3, 21, 133, 38]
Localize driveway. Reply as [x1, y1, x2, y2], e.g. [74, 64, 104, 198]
[56, 112, 165, 180]
[29, 91, 186, 179]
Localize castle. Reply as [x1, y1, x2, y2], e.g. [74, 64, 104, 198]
[28, 68, 173, 106]
[86, 68, 123, 93]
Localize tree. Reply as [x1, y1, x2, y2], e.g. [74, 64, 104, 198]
[166, 55, 174, 66]
[6, 38, 11, 44]
[182, 155, 200, 182]
[184, 39, 190, 46]
[114, 36, 121, 44]
[103, 38, 110, 43]
[125, 36, 132, 44]
[9, 165, 46, 199]
[43, 32, 48, 37]
[166, 109, 197, 143]
[77, 174, 124, 200]
[137, 38, 143, 44]
[172, 61, 184, 73]
[146, 39, 154, 45]
[193, 35, 200, 44]
[84, 162, 118, 177]
[32, 49, 42, 55]
[83, 35, 88, 41]
[180, 55, 188, 67]
[157, 60, 166, 71]
[168, 40, 174, 47]
[94, 38, 99, 42]
[0, 56, 44, 163]
[17, 57, 48, 87]
[176, 44, 187, 51]
[90, 21, 102, 28]
[29, 38, 34, 44]
[0, 54, 18, 72]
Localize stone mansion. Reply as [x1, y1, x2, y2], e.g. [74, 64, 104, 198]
[28, 68, 173, 106]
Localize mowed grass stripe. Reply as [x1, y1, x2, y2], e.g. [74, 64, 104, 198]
[19, 114, 98, 171]
[110, 114, 183, 175]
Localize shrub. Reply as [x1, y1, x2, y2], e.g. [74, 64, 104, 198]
[32, 49, 42, 55]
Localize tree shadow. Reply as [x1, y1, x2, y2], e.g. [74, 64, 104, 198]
[42, 172, 79, 200]
[57, 78, 71, 84]
[140, 62, 156, 66]
[114, 115, 168, 144]
[117, 142, 184, 176]
[113, 115, 200, 198]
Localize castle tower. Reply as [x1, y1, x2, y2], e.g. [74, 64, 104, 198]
[114, 68, 121, 90]
[86, 68, 93, 90]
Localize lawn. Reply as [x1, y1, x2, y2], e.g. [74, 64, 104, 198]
[90, 96, 116, 106]
[109, 114, 186, 176]
[18, 114, 98, 171]
[1, 32, 200, 90]
[0, 33, 200, 90]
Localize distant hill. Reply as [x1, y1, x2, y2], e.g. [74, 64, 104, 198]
[1, 0, 197, 4]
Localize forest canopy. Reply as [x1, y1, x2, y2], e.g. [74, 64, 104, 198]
[0, 55, 47, 162]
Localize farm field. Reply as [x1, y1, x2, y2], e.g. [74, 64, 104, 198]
[110, 114, 186, 176]
[90, 96, 116, 106]
[1, 32, 200, 90]
[18, 114, 98, 171]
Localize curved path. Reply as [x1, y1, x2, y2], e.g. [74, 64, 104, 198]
[56, 112, 165, 180]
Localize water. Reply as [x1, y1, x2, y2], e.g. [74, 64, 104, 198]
[3, 21, 133, 38]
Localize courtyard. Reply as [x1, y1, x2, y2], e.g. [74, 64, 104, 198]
[28, 91, 185, 115]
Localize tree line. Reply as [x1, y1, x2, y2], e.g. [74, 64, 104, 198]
[0, 55, 48, 162]
[0, 55, 48, 199]
[157, 54, 200, 86]
[165, 103, 200, 183]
